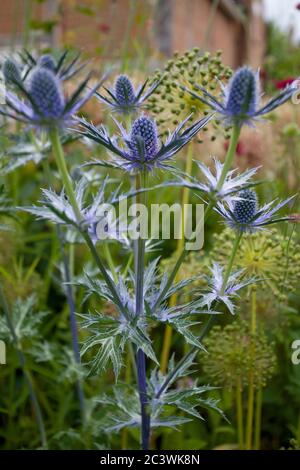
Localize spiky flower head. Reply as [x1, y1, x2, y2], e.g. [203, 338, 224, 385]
[38, 54, 56, 72]
[215, 189, 294, 233]
[202, 321, 276, 389]
[95, 74, 160, 114]
[1, 65, 102, 128]
[2, 58, 22, 85]
[225, 66, 259, 121]
[178, 157, 260, 204]
[148, 48, 232, 140]
[115, 75, 135, 106]
[233, 189, 258, 224]
[77, 113, 212, 172]
[29, 67, 65, 120]
[184, 65, 299, 127]
[129, 116, 158, 162]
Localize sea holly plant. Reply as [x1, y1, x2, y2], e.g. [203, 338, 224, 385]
[0, 46, 297, 451]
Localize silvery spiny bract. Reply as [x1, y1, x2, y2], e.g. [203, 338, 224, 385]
[148, 48, 232, 140]
[183, 65, 299, 127]
[19, 49, 87, 81]
[0, 66, 102, 128]
[216, 188, 294, 233]
[77, 113, 213, 172]
[95, 74, 160, 114]
[177, 157, 260, 203]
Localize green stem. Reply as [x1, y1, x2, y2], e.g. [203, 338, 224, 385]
[103, 243, 117, 283]
[155, 125, 240, 314]
[246, 288, 257, 450]
[220, 230, 242, 295]
[49, 127, 82, 223]
[236, 377, 244, 450]
[254, 387, 262, 450]
[80, 231, 129, 319]
[160, 142, 193, 373]
[157, 230, 243, 399]
[0, 284, 47, 448]
[216, 125, 241, 191]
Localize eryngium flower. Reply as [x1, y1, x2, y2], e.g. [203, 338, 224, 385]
[199, 262, 255, 314]
[19, 49, 87, 81]
[215, 188, 295, 233]
[176, 157, 260, 203]
[95, 74, 160, 114]
[77, 113, 213, 172]
[2, 58, 22, 85]
[183, 66, 299, 126]
[0, 66, 101, 128]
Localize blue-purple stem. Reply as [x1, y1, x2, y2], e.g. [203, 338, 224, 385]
[135, 171, 150, 450]
[58, 228, 86, 424]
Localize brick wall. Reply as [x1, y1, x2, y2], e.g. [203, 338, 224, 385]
[0, 0, 266, 68]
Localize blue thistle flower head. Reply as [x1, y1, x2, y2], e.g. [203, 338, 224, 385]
[225, 67, 259, 121]
[1, 61, 104, 129]
[95, 74, 161, 115]
[2, 58, 22, 85]
[38, 54, 57, 72]
[183, 65, 299, 127]
[215, 188, 295, 234]
[233, 189, 258, 224]
[29, 67, 65, 120]
[77, 113, 213, 172]
[115, 75, 136, 106]
[129, 116, 158, 162]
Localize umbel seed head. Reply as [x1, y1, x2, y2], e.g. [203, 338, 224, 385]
[130, 116, 158, 161]
[29, 67, 65, 119]
[234, 189, 258, 224]
[226, 66, 258, 118]
[2, 58, 21, 85]
[38, 54, 57, 72]
[115, 75, 135, 105]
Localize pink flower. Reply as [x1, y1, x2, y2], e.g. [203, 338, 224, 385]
[275, 78, 296, 90]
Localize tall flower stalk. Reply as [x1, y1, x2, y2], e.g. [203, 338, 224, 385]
[135, 170, 150, 449]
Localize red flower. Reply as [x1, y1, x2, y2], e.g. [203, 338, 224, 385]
[296, 3, 300, 10]
[224, 140, 245, 156]
[275, 78, 295, 90]
[98, 23, 110, 33]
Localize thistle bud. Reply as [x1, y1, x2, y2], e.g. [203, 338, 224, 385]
[2, 58, 21, 85]
[29, 67, 65, 119]
[225, 66, 258, 118]
[130, 116, 158, 161]
[115, 75, 136, 106]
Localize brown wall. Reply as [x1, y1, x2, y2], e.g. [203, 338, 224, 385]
[0, 0, 266, 69]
